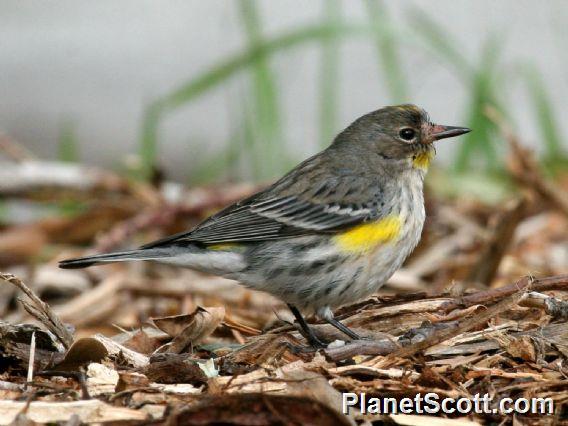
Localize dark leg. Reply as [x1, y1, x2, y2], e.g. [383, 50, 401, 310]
[324, 316, 361, 340]
[287, 304, 326, 348]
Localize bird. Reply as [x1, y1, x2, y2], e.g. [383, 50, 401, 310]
[59, 104, 470, 347]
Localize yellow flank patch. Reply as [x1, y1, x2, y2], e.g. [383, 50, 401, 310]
[333, 215, 402, 254]
[412, 151, 434, 170]
[207, 243, 240, 251]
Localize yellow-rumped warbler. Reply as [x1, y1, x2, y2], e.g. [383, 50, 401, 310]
[60, 105, 469, 347]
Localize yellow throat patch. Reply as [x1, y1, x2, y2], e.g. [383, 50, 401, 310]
[333, 215, 402, 254]
[412, 151, 434, 170]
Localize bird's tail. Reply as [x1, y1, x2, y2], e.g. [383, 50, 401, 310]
[59, 249, 169, 269]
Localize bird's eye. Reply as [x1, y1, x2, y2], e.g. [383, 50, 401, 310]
[399, 128, 416, 141]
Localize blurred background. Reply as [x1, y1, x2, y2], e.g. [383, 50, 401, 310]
[0, 0, 566, 356]
[2, 0, 567, 186]
[1, 2, 568, 419]
[0, 0, 567, 296]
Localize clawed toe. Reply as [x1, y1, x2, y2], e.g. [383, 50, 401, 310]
[307, 336, 327, 349]
[296, 327, 327, 349]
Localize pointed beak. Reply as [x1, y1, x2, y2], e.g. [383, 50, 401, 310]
[430, 124, 471, 141]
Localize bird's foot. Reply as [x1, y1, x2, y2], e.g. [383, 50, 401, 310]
[287, 304, 328, 350]
[324, 316, 362, 341]
[295, 327, 327, 350]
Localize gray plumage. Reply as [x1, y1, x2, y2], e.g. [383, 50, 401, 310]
[60, 104, 469, 340]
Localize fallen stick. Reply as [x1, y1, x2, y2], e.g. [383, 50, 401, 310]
[465, 197, 528, 286]
[320, 274, 568, 361]
[0, 273, 74, 349]
[0, 132, 34, 162]
[0, 160, 161, 207]
[439, 274, 568, 313]
[519, 291, 568, 319]
[26, 332, 36, 388]
[388, 289, 526, 359]
[0, 400, 147, 424]
[486, 105, 568, 217]
[323, 321, 463, 362]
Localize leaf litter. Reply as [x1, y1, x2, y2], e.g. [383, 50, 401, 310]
[0, 130, 567, 425]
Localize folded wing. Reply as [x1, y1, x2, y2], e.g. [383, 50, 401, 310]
[143, 164, 384, 247]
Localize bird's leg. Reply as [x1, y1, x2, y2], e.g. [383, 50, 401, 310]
[287, 304, 326, 349]
[319, 307, 362, 340]
[325, 317, 362, 340]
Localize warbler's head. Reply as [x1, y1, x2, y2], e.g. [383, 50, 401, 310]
[333, 104, 470, 170]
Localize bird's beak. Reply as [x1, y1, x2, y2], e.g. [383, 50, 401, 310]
[430, 124, 471, 142]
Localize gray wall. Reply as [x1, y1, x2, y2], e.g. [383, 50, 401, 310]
[1, 0, 567, 181]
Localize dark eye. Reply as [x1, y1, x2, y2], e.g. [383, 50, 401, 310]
[399, 128, 416, 141]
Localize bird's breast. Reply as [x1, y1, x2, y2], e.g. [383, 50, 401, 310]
[332, 215, 402, 254]
[332, 175, 425, 260]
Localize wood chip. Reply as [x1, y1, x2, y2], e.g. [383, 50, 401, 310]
[0, 400, 147, 424]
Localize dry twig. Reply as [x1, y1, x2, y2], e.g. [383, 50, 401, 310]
[486, 105, 568, 217]
[0, 273, 74, 349]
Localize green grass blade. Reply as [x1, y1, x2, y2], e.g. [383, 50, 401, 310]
[406, 8, 512, 172]
[242, 101, 261, 180]
[139, 22, 370, 180]
[455, 37, 503, 172]
[319, 0, 341, 147]
[523, 65, 565, 161]
[238, 0, 283, 179]
[189, 143, 242, 184]
[138, 101, 163, 180]
[159, 23, 367, 111]
[57, 119, 85, 214]
[57, 119, 79, 163]
[406, 7, 473, 79]
[366, 0, 408, 102]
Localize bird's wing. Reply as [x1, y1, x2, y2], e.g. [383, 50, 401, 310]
[142, 171, 384, 247]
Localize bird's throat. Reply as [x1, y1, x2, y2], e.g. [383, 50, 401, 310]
[412, 150, 434, 170]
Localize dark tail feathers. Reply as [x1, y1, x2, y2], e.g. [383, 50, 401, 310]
[59, 249, 167, 269]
